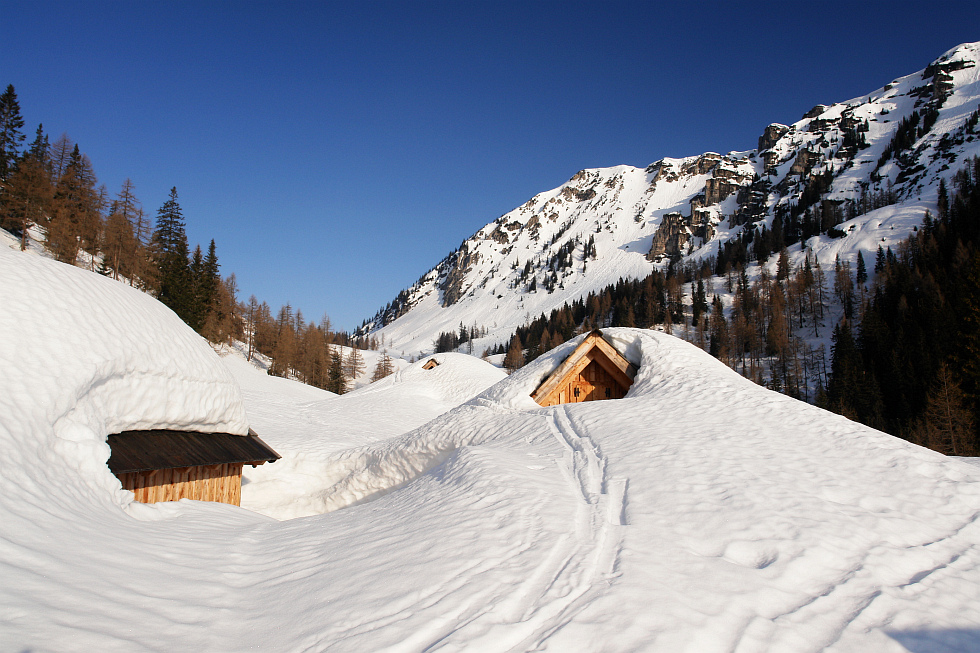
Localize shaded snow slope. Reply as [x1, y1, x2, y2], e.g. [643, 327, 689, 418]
[2, 247, 980, 652]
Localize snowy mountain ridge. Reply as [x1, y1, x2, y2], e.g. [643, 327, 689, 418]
[362, 41, 980, 357]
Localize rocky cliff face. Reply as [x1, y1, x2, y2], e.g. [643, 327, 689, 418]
[361, 42, 980, 356]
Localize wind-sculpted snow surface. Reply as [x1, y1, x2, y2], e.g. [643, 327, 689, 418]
[2, 247, 980, 652]
[230, 353, 508, 519]
[0, 247, 249, 508]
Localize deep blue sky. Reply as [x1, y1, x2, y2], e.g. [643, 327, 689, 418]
[3, 2, 976, 330]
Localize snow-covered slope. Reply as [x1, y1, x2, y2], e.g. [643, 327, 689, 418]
[1, 245, 979, 651]
[227, 352, 507, 519]
[363, 42, 980, 356]
[0, 245, 249, 511]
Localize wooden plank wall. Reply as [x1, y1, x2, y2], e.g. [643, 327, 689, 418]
[538, 359, 629, 406]
[117, 463, 244, 505]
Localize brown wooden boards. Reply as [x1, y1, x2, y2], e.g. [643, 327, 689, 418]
[108, 429, 279, 506]
[531, 330, 637, 407]
[116, 463, 245, 505]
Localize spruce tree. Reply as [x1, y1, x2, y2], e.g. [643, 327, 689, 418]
[26, 124, 48, 163]
[0, 85, 26, 181]
[825, 321, 862, 419]
[151, 187, 193, 322]
[776, 246, 790, 281]
[327, 347, 347, 394]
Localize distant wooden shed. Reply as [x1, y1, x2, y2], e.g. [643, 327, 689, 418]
[422, 358, 440, 370]
[107, 428, 280, 506]
[531, 330, 637, 406]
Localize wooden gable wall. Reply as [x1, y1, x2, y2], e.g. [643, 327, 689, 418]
[531, 331, 637, 407]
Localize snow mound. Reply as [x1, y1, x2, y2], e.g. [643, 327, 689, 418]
[235, 352, 507, 519]
[0, 247, 248, 509]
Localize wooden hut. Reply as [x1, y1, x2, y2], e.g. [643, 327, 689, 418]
[422, 358, 440, 370]
[531, 330, 637, 407]
[106, 428, 280, 506]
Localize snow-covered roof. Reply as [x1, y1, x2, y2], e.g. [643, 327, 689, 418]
[0, 246, 250, 502]
[531, 329, 637, 405]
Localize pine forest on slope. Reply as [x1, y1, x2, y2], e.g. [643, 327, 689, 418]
[0, 89, 381, 395]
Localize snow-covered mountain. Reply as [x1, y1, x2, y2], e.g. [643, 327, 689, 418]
[363, 42, 980, 357]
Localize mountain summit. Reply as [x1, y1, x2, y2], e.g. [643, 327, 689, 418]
[361, 42, 980, 357]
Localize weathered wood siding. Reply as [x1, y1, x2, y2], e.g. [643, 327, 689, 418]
[116, 463, 244, 505]
[537, 358, 630, 407]
[531, 331, 637, 407]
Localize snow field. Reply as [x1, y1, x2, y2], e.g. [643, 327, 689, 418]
[229, 352, 507, 519]
[3, 217, 980, 652]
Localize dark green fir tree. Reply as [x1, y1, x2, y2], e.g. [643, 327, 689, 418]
[151, 187, 193, 323]
[0, 84, 26, 181]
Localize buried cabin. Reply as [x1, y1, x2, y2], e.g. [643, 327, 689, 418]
[531, 330, 637, 406]
[107, 429, 280, 506]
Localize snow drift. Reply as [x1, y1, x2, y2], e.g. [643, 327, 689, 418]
[2, 245, 980, 652]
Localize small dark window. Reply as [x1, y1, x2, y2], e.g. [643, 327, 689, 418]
[605, 387, 611, 398]
[573, 387, 580, 398]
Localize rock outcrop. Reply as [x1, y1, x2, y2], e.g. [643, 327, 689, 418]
[647, 212, 690, 260]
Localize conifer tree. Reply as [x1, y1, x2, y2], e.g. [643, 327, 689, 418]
[202, 239, 220, 307]
[102, 199, 137, 280]
[202, 274, 238, 347]
[708, 295, 730, 364]
[776, 246, 790, 281]
[345, 346, 365, 381]
[825, 320, 861, 418]
[151, 187, 193, 321]
[47, 144, 102, 264]
[48, 134, 74, 180]
[956, 253, 980, 414]
[0, 85, 26, 181]
[270, 304, 296, 377]
[912, 363, 975, 456]
[327, 347, 347, 394]
[0, 131, 52, 249]
[371, 350, 395, 382]
[26, 123, 48, 163]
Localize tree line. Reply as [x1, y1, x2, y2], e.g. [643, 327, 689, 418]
[0, 83, 386, 393]
[824, 161, 980, 455]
